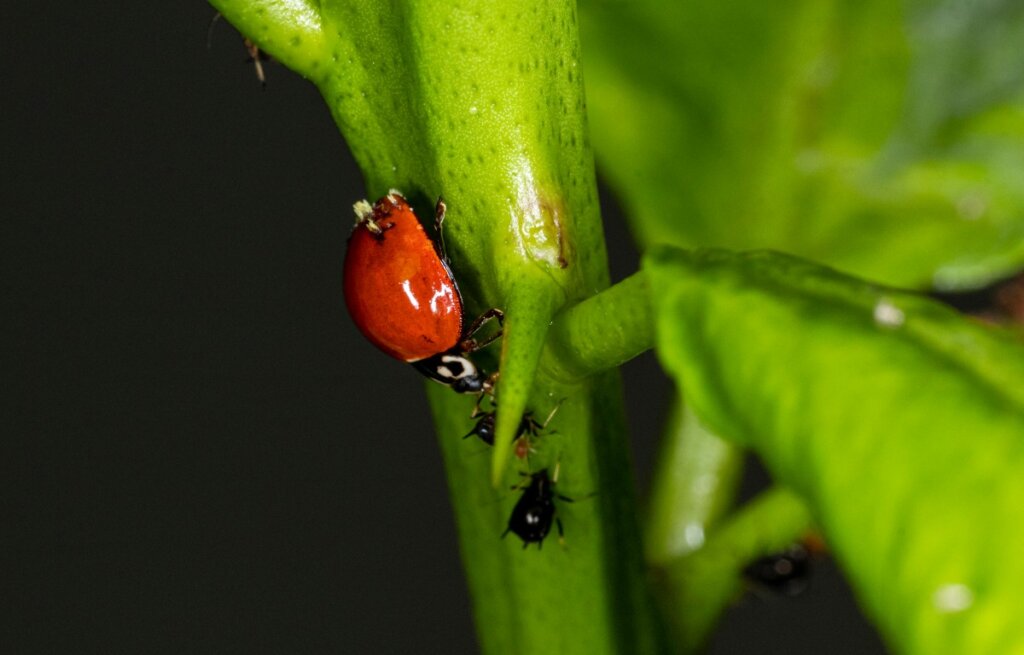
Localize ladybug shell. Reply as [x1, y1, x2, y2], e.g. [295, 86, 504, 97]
[343, 194, 464, 362]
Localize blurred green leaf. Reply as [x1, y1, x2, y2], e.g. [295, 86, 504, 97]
[660, 487, 812, 653]
[645, 246, 1024, 654]
[582, 0, 1024, 290]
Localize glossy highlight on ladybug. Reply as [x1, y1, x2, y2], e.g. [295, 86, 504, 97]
[343, 190, 502, 394]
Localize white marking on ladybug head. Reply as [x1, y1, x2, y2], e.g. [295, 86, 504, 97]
[439, 354, 476, 380]
[387, 189, 405, 204]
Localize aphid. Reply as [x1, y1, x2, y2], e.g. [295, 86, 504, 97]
[243, 38, 270, 87]
[503, 463, 573, 549]
[343, 190, 502, 394]
[464, 402, 561, 459]
[742, 543, 812, 596]
[207, 14, 271, 87]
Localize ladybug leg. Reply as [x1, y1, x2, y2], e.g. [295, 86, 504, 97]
[556, 517, 566, 548]
[433, 197, 450, 263]
[460, 308, 505, 353]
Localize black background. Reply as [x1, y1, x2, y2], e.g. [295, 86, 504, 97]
[3, 3, 886, 653]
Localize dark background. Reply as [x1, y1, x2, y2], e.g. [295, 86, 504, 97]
[3, 3, 885, 653]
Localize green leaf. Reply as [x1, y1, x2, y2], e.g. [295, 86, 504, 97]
[582, 0, 1024, 290]
[659, 488, 813, 653]
[644, 246, 1024, 653]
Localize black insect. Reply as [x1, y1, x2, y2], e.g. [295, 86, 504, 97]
[742, 543, 811, 596]
[503, 465, 573, 549]
[463, 402, 561, 460]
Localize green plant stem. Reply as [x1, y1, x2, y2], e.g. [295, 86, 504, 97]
[645, 247, 1024, 654]
[428, 375, 666, 655]
[644, 398, 743, 566]
[542, 271, 654, 382]
[657, 487, 813, 653]
[207, 2, 668, 653]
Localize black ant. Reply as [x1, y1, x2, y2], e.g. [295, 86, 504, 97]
[502, 462, 575, 549]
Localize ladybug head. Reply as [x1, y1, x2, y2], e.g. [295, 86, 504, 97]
[413, 352, 492, 395]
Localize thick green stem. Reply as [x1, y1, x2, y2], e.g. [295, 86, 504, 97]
[542, 271, 654, 382]
[644, 398, 744, 566]
[429, 374, 666, 655]
[208, 2, 667, 653]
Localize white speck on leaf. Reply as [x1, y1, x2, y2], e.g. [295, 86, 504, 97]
[933, 583, 974, 613]
[956, 193, 987, 221]
[683, 523, 705, 549]
[874, 298, 905, 328]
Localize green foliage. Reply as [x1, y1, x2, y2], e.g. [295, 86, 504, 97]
[660, 488, 812, 652]
[581, 0, 1024, 290]
[206, 0, 1024, 653]
[209, 1, 665, 653]
[645, 247, 1024, 654]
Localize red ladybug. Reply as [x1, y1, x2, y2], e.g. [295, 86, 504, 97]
[343, 190, 502, 393]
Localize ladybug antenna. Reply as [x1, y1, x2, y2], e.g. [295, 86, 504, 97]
[433, 197, 450, 263]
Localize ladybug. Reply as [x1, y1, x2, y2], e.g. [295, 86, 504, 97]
[343, 190, 503, 394]
[503, 463, 574, 549]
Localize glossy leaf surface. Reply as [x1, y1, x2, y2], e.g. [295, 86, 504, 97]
[645, 246, 1024, 653]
